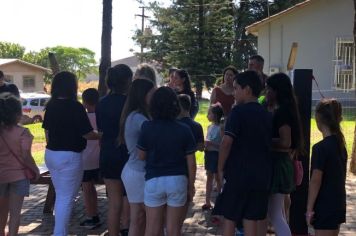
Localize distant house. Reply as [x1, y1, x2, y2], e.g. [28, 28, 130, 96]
[86, 55, 163, 85]
[86, 56, 140, 82]
[246, 0, 355, 100]
[0, 59, 50, 93]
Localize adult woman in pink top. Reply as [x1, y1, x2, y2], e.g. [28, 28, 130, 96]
[0, 93, 39, 236]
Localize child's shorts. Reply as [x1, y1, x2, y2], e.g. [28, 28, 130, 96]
[215, 179, 269, 222]
[0, 179, 30, 197]
[144, 175, 188, 207]
[82, 168, 101, 183]
[204, 151, 219, 173]
[313, 210, 346, 230]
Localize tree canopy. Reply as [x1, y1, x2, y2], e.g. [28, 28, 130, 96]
[133, 0, 303, 91]
[0, 42, 98, 83]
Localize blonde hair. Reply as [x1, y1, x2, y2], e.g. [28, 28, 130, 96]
[134, 63, 156, 85]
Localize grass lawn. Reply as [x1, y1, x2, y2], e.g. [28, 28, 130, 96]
[26, 99, 355, 166]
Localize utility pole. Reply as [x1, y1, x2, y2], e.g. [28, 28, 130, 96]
[135, 6, 149, 62]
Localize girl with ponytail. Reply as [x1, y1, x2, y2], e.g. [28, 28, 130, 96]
[306, 98, 347, 235]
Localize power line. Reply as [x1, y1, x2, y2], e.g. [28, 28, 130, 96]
[135, 6, 150, 62]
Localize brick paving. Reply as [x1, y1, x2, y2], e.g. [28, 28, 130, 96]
[15, 166, 356, 235]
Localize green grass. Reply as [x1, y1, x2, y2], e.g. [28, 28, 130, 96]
[311, 119, 354, 157]
[24, 123, 45, 143]
[195, 99, 210, 165]
[25, 99, 355, 165]
[33, 150, 45, 165]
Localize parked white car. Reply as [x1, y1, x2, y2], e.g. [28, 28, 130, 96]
[21, 92, 50, 123]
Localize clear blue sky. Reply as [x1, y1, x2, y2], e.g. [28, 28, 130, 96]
[1, 0, 162, 61]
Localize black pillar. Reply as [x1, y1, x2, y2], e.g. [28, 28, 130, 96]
[290, 69, 313, 235]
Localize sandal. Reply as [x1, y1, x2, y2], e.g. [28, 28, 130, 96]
[202, 204, 212, 210]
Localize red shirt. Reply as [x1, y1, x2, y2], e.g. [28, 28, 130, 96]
[213, 87, 235, 116]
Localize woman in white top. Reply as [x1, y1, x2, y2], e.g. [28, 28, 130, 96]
[119, 79, 155, 236]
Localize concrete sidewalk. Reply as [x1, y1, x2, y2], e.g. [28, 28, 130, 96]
[17, 166, 356, 235]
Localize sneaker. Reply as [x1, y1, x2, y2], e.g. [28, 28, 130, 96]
[80, 216, 101, 229]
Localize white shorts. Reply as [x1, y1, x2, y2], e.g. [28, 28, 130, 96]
[121, 164, 145, 203]
[144, 175, 188, 208]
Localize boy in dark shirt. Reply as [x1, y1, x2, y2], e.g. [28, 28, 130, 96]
[177, 94, 204, 151]
[215, 71, 272, 236]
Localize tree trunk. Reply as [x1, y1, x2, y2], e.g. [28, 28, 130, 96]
[48, 52, 60, 75]
[350, 0, 356, 175]
[98, 0, 112, 97]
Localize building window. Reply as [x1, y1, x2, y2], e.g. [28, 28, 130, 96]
[4, 75, 14, 83]
[23, 76, 36, 89]
[334, 37, 355, 91]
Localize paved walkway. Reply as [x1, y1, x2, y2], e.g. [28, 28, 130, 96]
[16, 166, 356, 235]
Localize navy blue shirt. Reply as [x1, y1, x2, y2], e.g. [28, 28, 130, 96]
[179, 117, 204, 147]
[96, 93, 126, 144]
[96, 93, 128, 161]
[224, 102, 272, 191]
[43, 99, 93, 152]
[137, 120, 196, 180]
[311, 135, 347, 214]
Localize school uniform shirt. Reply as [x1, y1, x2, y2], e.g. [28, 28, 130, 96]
[96, 94, 126, 147]
[82, 112, 100, 170]
[95, 93, 128, 178]
[224, 102, 272, 191]
[43, 99, 93, 153]
[137, 120, 196, 180]
[311, 135, 347, 216]
[176, 90, 199, 118]
[178, 117, 204, 148]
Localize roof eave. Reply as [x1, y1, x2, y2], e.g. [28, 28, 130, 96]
[0, 59, 51, 73]
[245, 0, 312, 35]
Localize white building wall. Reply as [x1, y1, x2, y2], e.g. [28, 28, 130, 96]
[1, 63, 45, 92]
[257, 0, 353, 97]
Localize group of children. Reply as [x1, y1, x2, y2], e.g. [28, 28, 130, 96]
[0, 63, 348, 236]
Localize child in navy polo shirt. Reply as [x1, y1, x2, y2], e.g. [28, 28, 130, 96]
[177, 94, 204, 151]
[137, 87, 197, 236]
[215, 71, 272, 236]
[177, 94, 204, 226]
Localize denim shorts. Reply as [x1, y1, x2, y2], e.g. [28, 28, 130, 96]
[0, 179, 30, 197]
[144, 175, 188, 207]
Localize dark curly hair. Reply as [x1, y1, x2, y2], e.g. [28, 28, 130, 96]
[210, 103, 224, 123]
[0, 92, 22, 128]
[150, 87, 180, 120]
